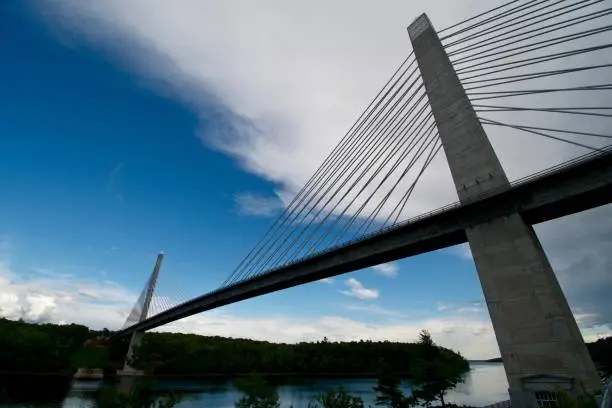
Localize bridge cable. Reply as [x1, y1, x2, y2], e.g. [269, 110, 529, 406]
[236, 68, 425, 281]
[247, 76, 427, 277]
[479, 118, 612, 140]
[299, 111, 437, 258]
[328, 116, 437, 244]
[447, 3, 611, 60]
[479, 117, 608, 151]
[455, 43, 612, 78]
[437, 0, 525, 36]
[230, 63, 421, 283]
[386, 139, 443, 227]
[221, 55, 416, 286]
[356, 126, 440, 236]
[453, 24, 612, 71]
[442, 0, 578, 48]
[439, 0, 553, 42]
[443, 0, 602, 51]
[326, 114, 437, 245]
[246, 83, 425, 278]
[468, 84, 612, 101]
[473, 105, 612, 119]
[462, 64, 612, 90]
[222, 58, 414, 285]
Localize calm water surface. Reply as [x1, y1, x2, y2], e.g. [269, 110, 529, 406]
[9, 363, 509, 408]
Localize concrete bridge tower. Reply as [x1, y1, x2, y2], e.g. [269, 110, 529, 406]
[118, 252, 164, 384]
[407, 13, 601, 408]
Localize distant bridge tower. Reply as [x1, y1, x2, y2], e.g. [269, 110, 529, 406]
[407, 13, 600, 408]
[119, 252, 164, 379]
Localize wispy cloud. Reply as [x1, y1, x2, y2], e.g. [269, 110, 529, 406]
[0, 243, 609, 359]
[33, 0, 612, 350]
[343, 303, 404, 318]
[437, 301, 484, 314]
[319, 277, 334, 284]
[234, 192, 284, 217]
[372, 262, 399, 278]
[341, 277, 379, 300]
[31, 267, 73, 279]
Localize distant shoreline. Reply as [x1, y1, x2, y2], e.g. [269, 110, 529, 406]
[470, 358, 503, 364]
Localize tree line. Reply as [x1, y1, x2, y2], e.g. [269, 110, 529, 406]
[101, 331, 473, 408]
[0, 317, 610, 379]
[129, 332, 470, 377]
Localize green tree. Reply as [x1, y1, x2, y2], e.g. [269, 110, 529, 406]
[96, 382, 180, 408]
[307, 387, 364, 408]
[234, 374, 280, 408]
[373, 363, 413, 408]
[71, 346, 109, 369]
[555, 388, 599, 408]
[409, 330, 466, 408]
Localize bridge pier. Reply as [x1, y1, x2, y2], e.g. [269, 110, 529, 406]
[119, 330, 145, 374]
[408, 13, 601, 408]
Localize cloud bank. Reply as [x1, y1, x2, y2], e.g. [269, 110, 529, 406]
[23, 0, 612, 349]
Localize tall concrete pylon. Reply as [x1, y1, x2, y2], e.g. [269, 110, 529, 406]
[122, 252, 164, 373]
[407, 14, 601, 408]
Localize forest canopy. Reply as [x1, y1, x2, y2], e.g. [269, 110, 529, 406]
[0, 318, 610, 378]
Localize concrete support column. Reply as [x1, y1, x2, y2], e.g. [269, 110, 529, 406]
[122, 331, 144, 372]
[407, 13, 601, 407]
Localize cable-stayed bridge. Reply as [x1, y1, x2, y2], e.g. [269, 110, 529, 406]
[113, 1, 612, 407]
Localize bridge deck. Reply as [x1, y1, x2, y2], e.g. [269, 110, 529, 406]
[114, 148, 612, 338]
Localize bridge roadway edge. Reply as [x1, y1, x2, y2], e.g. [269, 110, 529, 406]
[113, 149, 612, 338]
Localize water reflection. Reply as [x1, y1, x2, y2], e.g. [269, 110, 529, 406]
[446, 363, 509, 406]
[3, 363, 508, 408]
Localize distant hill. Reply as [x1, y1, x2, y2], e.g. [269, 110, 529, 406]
[478, 337, 611, 374]
[484, 357, 502, 363]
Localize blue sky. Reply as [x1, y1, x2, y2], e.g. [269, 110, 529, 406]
[1, 1, 610, 359]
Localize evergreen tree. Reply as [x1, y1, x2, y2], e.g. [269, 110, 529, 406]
[96, 382, 180, 408]
[307, 387, 364, 408]
[373, 362, 412, 408]
[234, 374, 280, 408]
[409, 330, 466, 408]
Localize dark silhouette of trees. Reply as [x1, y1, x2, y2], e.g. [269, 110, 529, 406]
[96, 381, 180, 408]
[373, 362, 411, 408]
[308, 387, 365, 408]
[0, 317, 609, 384]
[234, 374, 281, 408]
[0, 318, 89, 373]
[130, 332, 469, 377]
[408, 330, 466, 407]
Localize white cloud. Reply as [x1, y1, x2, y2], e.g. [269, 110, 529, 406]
[234, 192, 284, 217]
[437, 302, 453, 312]
[319, 278, 334, 284]
[437, 301, 484, 314]
[0, 254, 136, 329]
[37, 0, 611, 225]
[341, 277, 379, 300]
[372, 262, 399, 278]
[163, 313, 502, 359]
[27, 0, 612, 356]
[0, 246, 609, 360]
[342, 303, 405, 318]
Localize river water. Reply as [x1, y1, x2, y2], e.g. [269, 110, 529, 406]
[7, 363, 509, 408]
